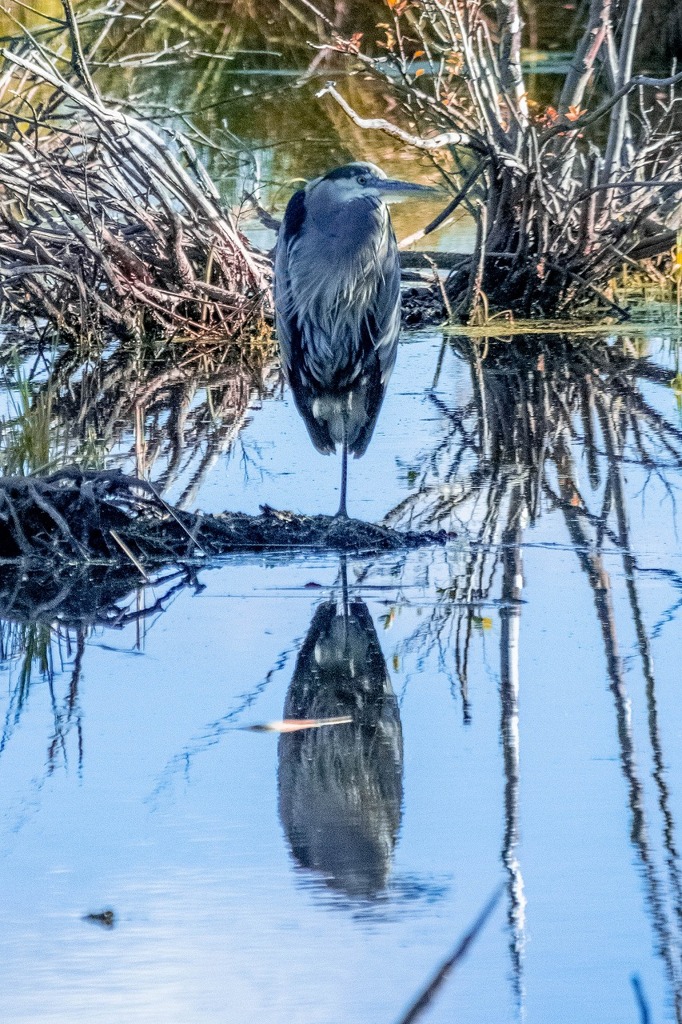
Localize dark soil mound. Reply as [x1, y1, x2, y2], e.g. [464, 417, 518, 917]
[0, 468, 449, 566]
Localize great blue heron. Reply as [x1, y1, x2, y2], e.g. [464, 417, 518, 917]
[274, 161, 436, 517]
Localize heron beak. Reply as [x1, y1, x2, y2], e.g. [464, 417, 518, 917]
[376, 178, 443, 202]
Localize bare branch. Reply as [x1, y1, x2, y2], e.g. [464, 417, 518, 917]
[603, 0, 645, 182]
[61, 0, 98, 100]
[559, 0, 613, 115]
[541, 69, 682, 146]
[315, 82, 489, 155]
[399, 158, 489, 249]
[496, 0, 528, 141]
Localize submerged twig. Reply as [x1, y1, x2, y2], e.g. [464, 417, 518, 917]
[631, 975, 652, 1024]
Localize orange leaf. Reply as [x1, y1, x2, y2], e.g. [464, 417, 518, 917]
[415, 68, 425, 77]
[414, 50, 425, 58]
[565, 104, 587, 122]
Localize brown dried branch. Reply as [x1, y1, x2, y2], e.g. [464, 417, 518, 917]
[320, 0, 682, 320]
[0, 468, 446, 563]
[0, 39, 271, 347]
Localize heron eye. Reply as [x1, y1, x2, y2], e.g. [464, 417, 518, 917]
[357, 175, 368, 185]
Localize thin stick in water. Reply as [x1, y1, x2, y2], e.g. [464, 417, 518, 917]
[395, 884, 504, 1024]
[109, 529, 150, 583]
[631, 975, 651, 1024]
[145, 479, 208, 557]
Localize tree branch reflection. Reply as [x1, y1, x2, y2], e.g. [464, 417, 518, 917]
[0, 562, 200, 777]
[388, 332, 682, 1015]
[1, 330, 277, 507]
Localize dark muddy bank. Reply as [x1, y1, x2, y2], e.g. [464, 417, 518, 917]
[0, 468, 448, 567]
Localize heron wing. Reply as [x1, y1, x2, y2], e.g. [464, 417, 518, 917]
[275, 189, 336, 453]
[274, 189, 305, 379]
[350, 227, 401, 457]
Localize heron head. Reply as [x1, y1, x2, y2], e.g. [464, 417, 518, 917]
[314, 162, 439, 204]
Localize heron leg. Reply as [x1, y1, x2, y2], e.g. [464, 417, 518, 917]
[336, 411, 350, 519]
[336, 438, 348, 518]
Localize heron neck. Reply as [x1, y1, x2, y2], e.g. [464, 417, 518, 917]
[305, 192, 386, 259]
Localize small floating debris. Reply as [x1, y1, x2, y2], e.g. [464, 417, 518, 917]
[242, 716, 353, 734]
[82, 909, 116, 929]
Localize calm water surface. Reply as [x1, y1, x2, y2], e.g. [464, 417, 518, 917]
[2, 324, 682, 1023]
[2, 14, 682, 1019]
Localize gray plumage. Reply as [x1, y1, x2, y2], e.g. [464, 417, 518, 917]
[274, 162, 436, 516]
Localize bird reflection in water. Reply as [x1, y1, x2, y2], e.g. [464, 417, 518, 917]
[278, 565, 403, 899]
